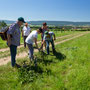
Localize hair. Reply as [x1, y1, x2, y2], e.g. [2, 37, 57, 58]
[43, 22, 47, 26]
[39, 27, 43, 33]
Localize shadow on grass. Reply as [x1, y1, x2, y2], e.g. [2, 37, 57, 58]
[53, 50, 66, 61]
[37, 51, 56, 66]
[17, 50, 66, 84]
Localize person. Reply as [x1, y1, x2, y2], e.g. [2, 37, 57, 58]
[40, 31, 56, 55]
[41, 22, 49, 41]
[7, 17, 25, 67]
[41, 22, 49, 50]
[22, 23, 31, 48]
[25, 28, 42, 61]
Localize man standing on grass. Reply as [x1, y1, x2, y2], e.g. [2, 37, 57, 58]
[40, 31, 56, 55]
[25, 28, 43, 61]
[7, 17, 25, 67]
[22, 23, 31, 48]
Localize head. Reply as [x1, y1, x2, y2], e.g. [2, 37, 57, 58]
[44, 31, 49, 35]
[37, 28, 43, 34]
[43, 22, 47, 26]
[17, 17, 25, 27]
[25, 23, 28, 27]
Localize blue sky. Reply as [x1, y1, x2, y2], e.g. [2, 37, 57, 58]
[0, 0, 90, 21]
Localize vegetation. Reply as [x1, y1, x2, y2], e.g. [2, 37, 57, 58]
[0, 21, 7, 29]
[0, 33, 90, 90]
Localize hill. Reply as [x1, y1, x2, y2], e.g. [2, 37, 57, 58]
[0, 20, 90, 26]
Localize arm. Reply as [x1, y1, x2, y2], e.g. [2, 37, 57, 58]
[34, 38, 38, 49]
[41, 33, 43, 41]
[53, 34, 56, 40]
[7, 34, 11, 47]
[40, 40, 45, 50]
[30, 28, 31, 33]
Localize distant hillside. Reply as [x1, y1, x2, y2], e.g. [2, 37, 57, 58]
[28, 21, 90, 26]
[0, 20, 15, 24]
[0, 20, 90, 26]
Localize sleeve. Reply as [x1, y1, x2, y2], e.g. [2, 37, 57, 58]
[52, 32, 55, 35]
[34, 34, 37, 39]
[7, 24, 16, 35]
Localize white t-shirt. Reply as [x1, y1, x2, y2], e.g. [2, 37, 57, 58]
[25, 30, 38, 45]
[22, 26, 31, 36]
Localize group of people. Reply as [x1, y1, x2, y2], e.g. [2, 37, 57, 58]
[7, 17, 56, 67]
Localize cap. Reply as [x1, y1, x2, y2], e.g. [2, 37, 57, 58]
[18, 17, 25, 23]
[44, 31, 48, 34]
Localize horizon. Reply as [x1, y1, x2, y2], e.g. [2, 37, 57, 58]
[1, 19, 90, 23]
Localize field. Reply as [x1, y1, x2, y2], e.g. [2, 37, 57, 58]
[0, 29, 90, 90]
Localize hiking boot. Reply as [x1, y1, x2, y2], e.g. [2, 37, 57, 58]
[52, 49, 56, 54]
[14, 63, 21, 68]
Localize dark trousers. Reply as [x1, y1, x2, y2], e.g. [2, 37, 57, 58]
[46, 40, 55, 54]
[10, 45, 17, 67]
[24, 36, 27, 48]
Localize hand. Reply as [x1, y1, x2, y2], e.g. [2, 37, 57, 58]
[38, 48, 40, 52]
[7, 42, 11, 47]
[54, 38, 56, 40]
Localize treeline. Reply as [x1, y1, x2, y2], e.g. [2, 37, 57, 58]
[30, 25, 90, 31]
[0, 21, 7, 29]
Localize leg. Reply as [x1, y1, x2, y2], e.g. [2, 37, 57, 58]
[24, 36, 27, 48]
[50, 40, 55, 53]
[27, 44, 34, 60]
[10, 45, 17, 67]
[46, 41, 50, 55]
[51, 40, 55, 50]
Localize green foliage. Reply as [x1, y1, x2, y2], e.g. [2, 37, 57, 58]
[18, 67, 37, 84]
[0, 32, 90, 89]
[0, 21, 7, 27]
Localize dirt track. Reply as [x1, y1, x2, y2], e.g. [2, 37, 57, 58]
[0, 32, 82, 52]
[0, 32, 89, 66]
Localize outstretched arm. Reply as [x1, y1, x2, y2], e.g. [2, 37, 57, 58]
[40, 40, 45, 50]
[34, 38, 38, 49]
[53, 34, 56, 40]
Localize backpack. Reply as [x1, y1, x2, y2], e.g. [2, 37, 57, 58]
[0, 26, 9, 41]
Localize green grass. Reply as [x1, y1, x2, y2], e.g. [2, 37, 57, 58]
[0, 31, 83, 58]
[0, 31, 82, 49]
[0, 33, 90, 90]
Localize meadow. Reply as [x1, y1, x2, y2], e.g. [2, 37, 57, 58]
[0, 31, 90, 90]
[0, 29, 82, 49]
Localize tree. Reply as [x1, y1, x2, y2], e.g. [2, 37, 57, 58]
[0, 21, 7, 27]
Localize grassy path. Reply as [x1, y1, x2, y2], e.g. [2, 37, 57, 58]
[0, 31, 83, 59]
[0, 31, 82, 51]
[0, 31, 89, 66]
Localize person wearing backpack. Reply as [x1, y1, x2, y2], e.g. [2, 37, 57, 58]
[7, 17, 25, 67]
